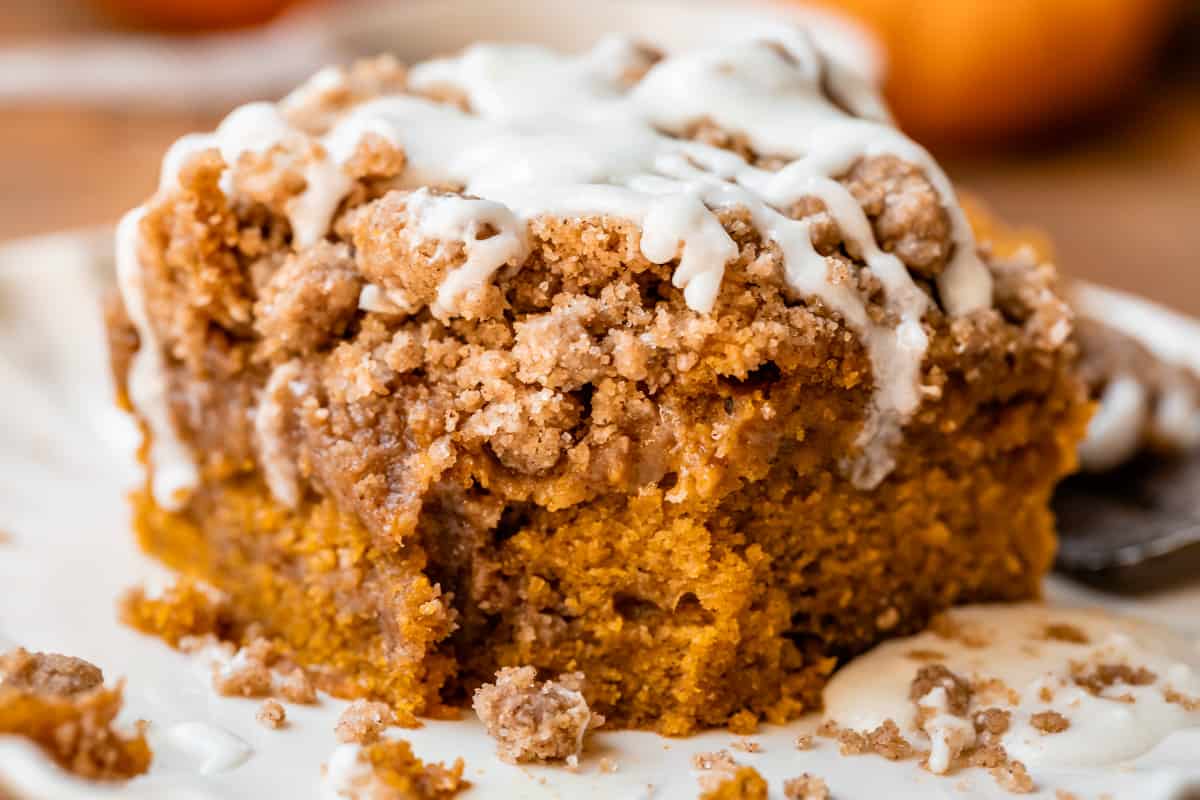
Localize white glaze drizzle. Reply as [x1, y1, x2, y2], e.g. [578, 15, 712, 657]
[165, 721, 253, 775]
[115, 209, 200, 510]
[1077, 374, 1149, 472]
[123, 31, 994, 496]
[252, 360, 303, 509]
[1072, 282, 1200, 468]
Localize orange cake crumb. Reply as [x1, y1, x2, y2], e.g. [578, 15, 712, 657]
[0, 649, 151, 781]
[699, 765, 769, 800]
[323, 738, 468, 799]
[783, 773, 831, 800]
[119, 581, 232, 648]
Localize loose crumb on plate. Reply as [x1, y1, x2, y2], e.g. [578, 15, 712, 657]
[1071, 664, 1157, 695]
[257, 699, 286, 729]
[1030, 710, 1070, 734]
[472, 666, 603, 765]
[794, 733, 815, 750]
[322, 738, 468, 799]
[0, 648, 151, 781]
[336, 699, 395, 744]
[212, 639, 275, 699]
[730, 738, 760, 753]
[118, 580, 232, 648]
[698, 765, 768, 800]
[991, 760, 1035, 794]
[783, 772, 830, 800]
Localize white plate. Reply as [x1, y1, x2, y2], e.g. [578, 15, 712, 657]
[0, 230, 1198, 799]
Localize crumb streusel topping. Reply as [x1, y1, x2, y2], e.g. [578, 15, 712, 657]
[117, 32, 994, 509]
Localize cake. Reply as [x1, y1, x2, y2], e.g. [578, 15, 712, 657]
[106, 31, 1090, 736]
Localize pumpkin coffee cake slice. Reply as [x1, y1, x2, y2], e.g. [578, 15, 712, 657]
[107, 32, 1089, 735]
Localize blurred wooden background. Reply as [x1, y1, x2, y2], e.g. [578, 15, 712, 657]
[1, 0, 1197, 314]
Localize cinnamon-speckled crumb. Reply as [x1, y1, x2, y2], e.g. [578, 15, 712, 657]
[783, 773, 830, 800]
[473, 666, 603, 764]
[257, 699, 286, 729]
[212, 639, 275, 698]
[1, 648, 102, 696]
[1030, 710, 1070, 735]
[278, 667, 318, 705]
[991, 760, 1034, 794]
[336, 700, 395, 744]
[699, 765, 768, 800]
[323, 737, 469, 799]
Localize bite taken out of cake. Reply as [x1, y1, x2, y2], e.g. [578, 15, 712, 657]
[106, 30, 1090, 736]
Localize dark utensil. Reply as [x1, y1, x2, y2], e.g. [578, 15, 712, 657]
[1054, 452, 1200, 593]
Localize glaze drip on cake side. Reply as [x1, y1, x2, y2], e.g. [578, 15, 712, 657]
[116, 31, 993, 508]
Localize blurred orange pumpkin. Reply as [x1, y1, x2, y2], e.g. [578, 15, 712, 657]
[809, 0, 1179, 145]
[90, 0, 306, 32]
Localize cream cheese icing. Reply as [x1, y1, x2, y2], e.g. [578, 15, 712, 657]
[824, 604, 1200, 772]
[118, 30, 995, 503]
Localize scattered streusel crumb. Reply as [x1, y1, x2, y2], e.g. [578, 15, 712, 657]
[1071, 664, 1156, 695]
[599, 756, 618, 773]
[836, 719, 914, 761]
[323, 738, 468, 799]
[336, 699, 395, 744]
[0, 649, 151, 781]
[973, 708, 1011, 738]
[1042, 624, 1089, 645]
[118, 580, 232, 648]
[472, 666, 603, 765]
[990, 760, 1034, 794]
[1030, 710, 1070, 734]
[212, 639, 274, 698]
[699, 765, 768, 799]
[730, 738, 760, 753]
[794, 733, 814, 750]
[0, 647, 103, 696]
[1055, 790, 1080, 800]
[257, 699, 286, 729]
[905, 649, 948, 662]
[693, 750, 738, 772]
[783, 772, 830, 800]
[278, 667, 318, 705]
[1164, 688, 1200, 711]
[0, 528, 11, 544]
[910, 664, 972, 715]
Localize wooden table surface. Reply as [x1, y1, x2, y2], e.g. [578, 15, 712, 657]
[2, 1, 1198, 315]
